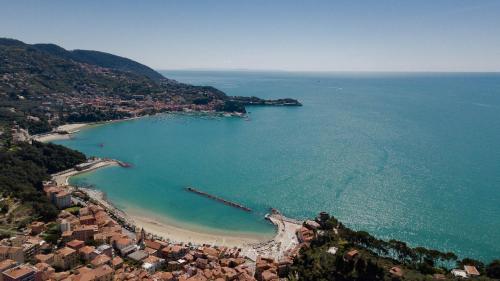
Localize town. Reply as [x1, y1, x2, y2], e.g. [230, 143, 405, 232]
[0, 159, 317, 281]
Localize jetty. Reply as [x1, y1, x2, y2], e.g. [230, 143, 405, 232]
[185, 187, 252, 212]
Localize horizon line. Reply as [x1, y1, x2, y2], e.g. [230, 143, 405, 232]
[157, 68, 500, 74]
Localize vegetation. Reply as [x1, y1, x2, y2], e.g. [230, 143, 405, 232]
[41, 222, 62, 245]
[0, 141, 86, 222]
[486, 260, 500, 279]
[291, 213, 498, 280]
[33, 44, 166, 82]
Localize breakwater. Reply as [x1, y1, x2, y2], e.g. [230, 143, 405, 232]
[185, 187, 252, 212]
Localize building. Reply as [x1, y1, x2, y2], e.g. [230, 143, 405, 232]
[54, 247, 78, 270]
[96, 245, 112, 258]
[79, 246, 96, 261]
[141, 256, 165, 274]
[72, 225, 97, 242]
[296, 226, 314, 243]
[54, 191, 71, 209]
[464, 265, 480, 277]
[451, 269, 468, 278]
[59, 220, 71, 233]
[66, 240, 84, 251]
[113, 237, 133, 251]
[118, 245, 136, 257]
[0, 260, 17, 281]
[127, 250, 148, 263]
[111, 257, 123, 270]
[160, 245, 187, 261]
[33, 254, 53, 266]
[91, 255, 111, 268]
[79, 215, 96, 225]
[343, 249, 359, 261]
[0, 247, 24, 264]
[33, 263, 54, 281]
[29, 223, 45, 236]
[43, 186, 71, 209]
[2, 265, 41, 281]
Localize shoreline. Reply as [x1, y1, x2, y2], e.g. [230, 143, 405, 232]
[129, 210, 271, 248]
[32, 110, 246, 143]
[46, 113, 303, 260]
[54, 161, 302, 260]
[76, 185, 302, 261]
[52, 158, 120, 186]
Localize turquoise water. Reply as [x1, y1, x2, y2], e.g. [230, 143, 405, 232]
[55, 71, 500, 261]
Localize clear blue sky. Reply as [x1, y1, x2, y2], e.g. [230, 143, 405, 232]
[1, 0, 499, 72]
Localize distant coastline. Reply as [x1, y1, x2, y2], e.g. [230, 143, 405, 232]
[32, 110, 248, 143]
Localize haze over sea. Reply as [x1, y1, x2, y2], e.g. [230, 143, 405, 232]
[55, 71, 500, 261]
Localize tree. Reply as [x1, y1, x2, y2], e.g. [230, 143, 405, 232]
[486, 260, 500, 279]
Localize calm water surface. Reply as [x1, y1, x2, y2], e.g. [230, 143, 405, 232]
[55, 71, 500, 261]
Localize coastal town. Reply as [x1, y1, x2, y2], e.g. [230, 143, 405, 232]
[0, 158, 315, 281]
[0, 158, 490, 281]
[1, 33, 498, 281]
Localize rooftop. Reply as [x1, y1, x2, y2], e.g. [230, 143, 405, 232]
[3, 265, 37, 279]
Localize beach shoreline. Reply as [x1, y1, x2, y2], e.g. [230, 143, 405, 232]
[32, 111, 246, 143]
[76, 183, 302, 260]
[55, 161, 302, 260]
[46, 113, 303, 260]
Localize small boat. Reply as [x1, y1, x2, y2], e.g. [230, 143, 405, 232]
[98, 143, 104, 148]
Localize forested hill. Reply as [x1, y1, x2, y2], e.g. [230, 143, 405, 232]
[33, 43, 166, 82]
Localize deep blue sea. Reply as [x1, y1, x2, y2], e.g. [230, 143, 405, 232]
[55, 71, 500, 261]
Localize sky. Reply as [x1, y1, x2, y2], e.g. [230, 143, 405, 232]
[1, 0, 500, 72]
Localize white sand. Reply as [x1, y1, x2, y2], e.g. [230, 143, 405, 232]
[56, 123, 89, 132]
[129, 212, 271, 248]
[32, 123, 89, 142]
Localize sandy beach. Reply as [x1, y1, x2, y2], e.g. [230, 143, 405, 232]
[62, 168, 303, 261]
[129, 212, 271, 248]
[32, 123, 90, 142]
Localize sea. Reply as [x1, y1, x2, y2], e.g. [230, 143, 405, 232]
[54, 71, 500, 261]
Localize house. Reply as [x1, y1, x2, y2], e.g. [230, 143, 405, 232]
[464, 265, 480, 277]
[72, 225, 97, 242]
[343, 249, 359, 261]
[91, 254, 111, 268]
[113, 237, 133, 251]
[451, 269, 468, 278]
[66, 240, 85, 250]
[127, 250, 148, 262]
[79, 215, 96, 226]
[34, 254, 54, 266]
[111, 257, 123, 270]
[29, 222, 45, 235]
[72, 265, 113, 281]
[96, 245, 112, 258]
[0, 247, 24, 264]
[0, 260, 17, 281]
[389, 266, 404, 279]
[54, 247, 78, 270]
[79, 246, 96, 261]
[118, 245, 136, 257]
[1, 265, 41, 281]
[141, 256, 165, 273]
[33, 263, 54, 281]
[296, 227, 314, 243]
[304, 220, 320, 230]
[161, 245, 187, 261]
[59, 220, 71, 233]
